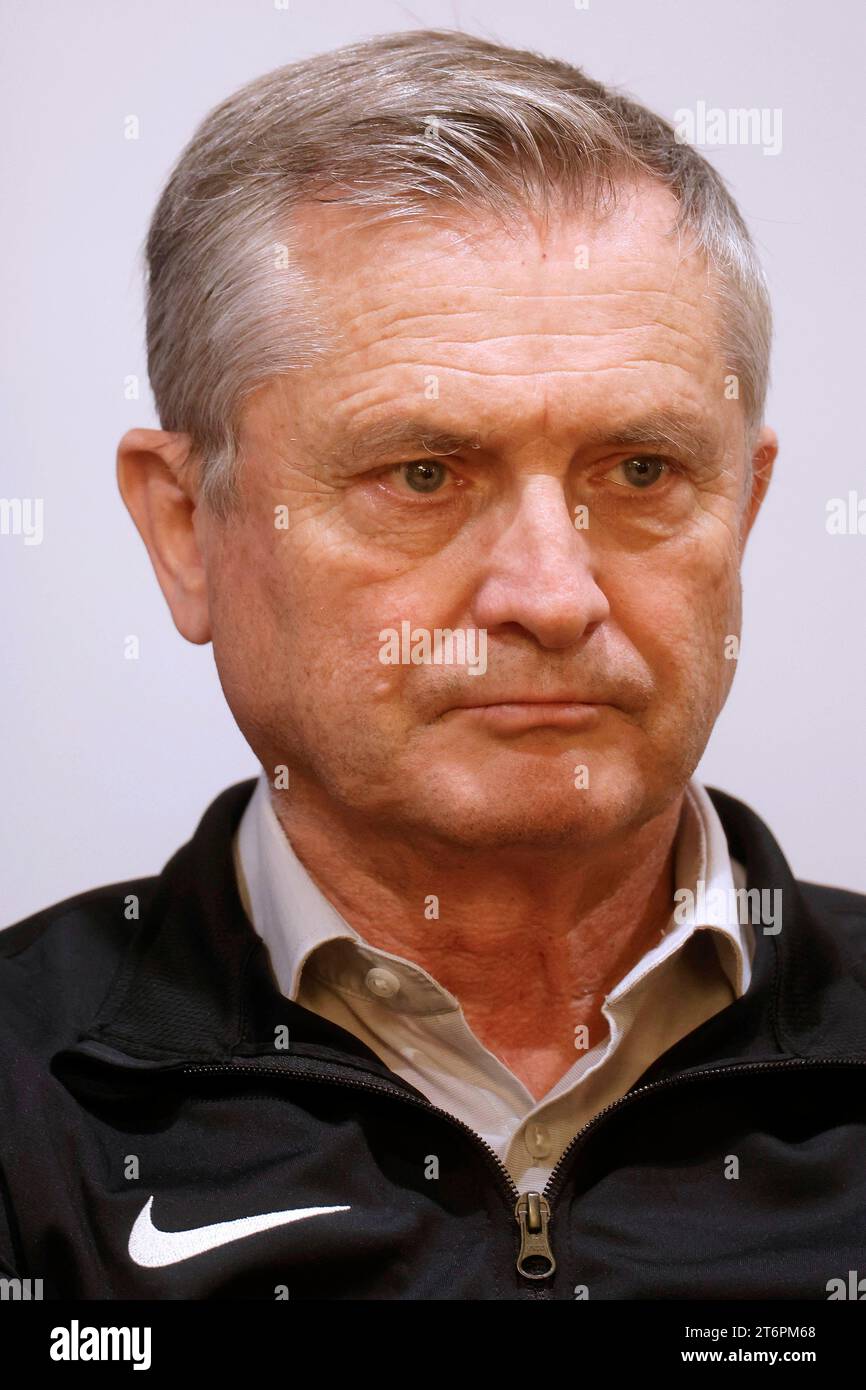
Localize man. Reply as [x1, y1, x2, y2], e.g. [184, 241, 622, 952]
[2, 28, 865, 1301]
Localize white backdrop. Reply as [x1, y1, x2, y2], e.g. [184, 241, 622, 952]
[2, 0, 863, 922]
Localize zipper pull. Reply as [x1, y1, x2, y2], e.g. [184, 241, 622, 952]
[514, 1191, 556, 1279]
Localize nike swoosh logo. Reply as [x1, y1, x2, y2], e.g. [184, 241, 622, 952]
[128, 1195, 351, 1268]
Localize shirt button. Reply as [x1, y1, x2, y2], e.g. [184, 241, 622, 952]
[364, 966, 402, 999]
[524, 1122, 552, 1159]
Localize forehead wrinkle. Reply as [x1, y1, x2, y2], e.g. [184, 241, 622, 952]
[340, 289, 711, 351]
[330, 307, 714, 374]
[321, 361, 715, 454]
[327, 305, 718, 383]
[332, 361, 704, 388]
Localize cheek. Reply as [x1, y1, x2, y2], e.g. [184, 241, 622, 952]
[611, 536, 742, 694]
[693, 530, 744, 651]
[205, 526, 306, 731]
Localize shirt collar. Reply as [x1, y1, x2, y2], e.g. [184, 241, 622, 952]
[234, 770, 753, 1013]
[235, 770, 358, 1000]
[235, 773, 460, 1014]
[606, 777, 754, 1003]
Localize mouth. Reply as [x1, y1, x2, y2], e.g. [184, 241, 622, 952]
[442, 701, 609, 732]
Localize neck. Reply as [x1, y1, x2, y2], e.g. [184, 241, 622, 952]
[267, 780, 685, 1099]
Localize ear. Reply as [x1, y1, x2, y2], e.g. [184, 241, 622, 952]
[740, 425, 778, 552]
[116, 428, 212, 644]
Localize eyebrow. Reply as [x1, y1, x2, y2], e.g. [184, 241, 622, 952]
[342, 420, 483, 466]
[334, 408, 721, 468]
[580, 409, 722, 462]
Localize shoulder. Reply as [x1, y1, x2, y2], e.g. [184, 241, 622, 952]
[796, 879, 866, 952]
[0, 877, 156, 1052]
[0, 776, 258, 1056]
[0, 877, 154, 955]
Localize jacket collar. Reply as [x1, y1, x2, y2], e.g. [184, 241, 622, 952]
[52, 778, 866, 1091]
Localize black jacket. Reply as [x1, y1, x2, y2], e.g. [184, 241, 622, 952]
[1, 778, 865, 1300]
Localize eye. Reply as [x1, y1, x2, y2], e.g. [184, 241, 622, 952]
[392, 460, 451, 494]
[605, 456, 669, 489]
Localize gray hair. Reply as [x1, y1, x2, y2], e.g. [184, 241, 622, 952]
[144, 28, 772, 517]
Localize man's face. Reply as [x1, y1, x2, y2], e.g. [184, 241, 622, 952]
[199, 182, 774, 849]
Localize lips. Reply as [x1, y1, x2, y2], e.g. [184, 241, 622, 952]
[447, 695, 605, 709]
[443, 700, 608, 732]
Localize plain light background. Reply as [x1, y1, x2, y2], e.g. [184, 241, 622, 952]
[1, 0, 863, 923]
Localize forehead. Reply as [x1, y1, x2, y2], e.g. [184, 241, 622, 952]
[290, 178, 711, 322]
[262, 182, 728, 446]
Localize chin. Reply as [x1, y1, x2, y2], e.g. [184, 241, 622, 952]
[397, 768, 661, 852]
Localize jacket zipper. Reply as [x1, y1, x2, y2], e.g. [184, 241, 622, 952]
[182, 1053, 866, 1286]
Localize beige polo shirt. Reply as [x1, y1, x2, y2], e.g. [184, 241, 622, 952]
[232, 772, 752, 1192]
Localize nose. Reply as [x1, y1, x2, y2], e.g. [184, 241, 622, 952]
[470, 475, 610, 649]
